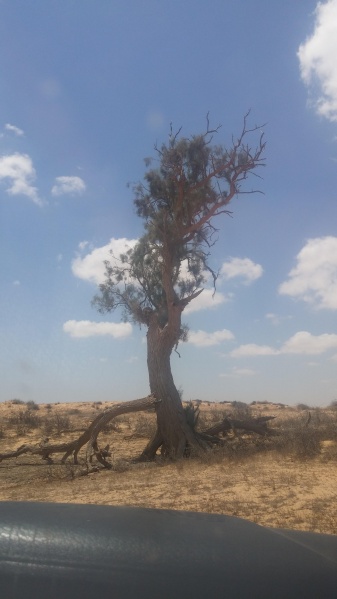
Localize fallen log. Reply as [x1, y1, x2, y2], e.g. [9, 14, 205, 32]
[205, 415, 276, 438]
[0, 394, 158, 465]
[0, 399, 277, 468]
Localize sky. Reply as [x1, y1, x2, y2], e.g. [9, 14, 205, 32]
[1, 0, 337, 407]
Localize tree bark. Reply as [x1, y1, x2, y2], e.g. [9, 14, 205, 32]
[139, 313, 203, 460]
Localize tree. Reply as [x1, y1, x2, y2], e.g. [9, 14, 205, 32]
[92, 113, 266, 460]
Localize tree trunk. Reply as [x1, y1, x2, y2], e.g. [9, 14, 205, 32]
[139, 313, 202, 460]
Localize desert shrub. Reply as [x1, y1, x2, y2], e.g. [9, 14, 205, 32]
[274, 414, 329, 459]
[69, 408, 81, 415]
[199, 435, 271, 465]
[41, 463, 80, 482]
[102, 420, 123, 433]
[329, 400, 337, 410]
[26, 400, 40, 411]
[11, 398, 25, 405]
[111, 458, 130, 473]
[8, 410, 41, 435]
[0, 425, 6, 439]
[297, 403, 310, 411]
[133, 414, 156, 438]
[230, 401, 252, 420]
[197, 407, 227, 431]
[45, 404, 53, 411]
[42, 413, 72, 436]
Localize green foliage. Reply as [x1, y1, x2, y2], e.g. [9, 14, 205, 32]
[93, 115, 265, 341]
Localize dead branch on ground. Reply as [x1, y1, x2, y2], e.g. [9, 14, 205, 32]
[0, 394, 158, 466]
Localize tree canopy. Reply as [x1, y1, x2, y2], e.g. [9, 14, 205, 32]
[93, 113, 265, 336]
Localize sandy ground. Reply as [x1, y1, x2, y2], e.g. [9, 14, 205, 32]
[0, 400, 336, 534]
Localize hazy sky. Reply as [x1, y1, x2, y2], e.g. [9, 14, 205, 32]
[1, 0, 337, 406]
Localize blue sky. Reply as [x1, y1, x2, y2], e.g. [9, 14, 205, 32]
[1, 0, 337, 406]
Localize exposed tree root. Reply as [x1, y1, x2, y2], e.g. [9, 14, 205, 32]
[0, 397, 277, 468]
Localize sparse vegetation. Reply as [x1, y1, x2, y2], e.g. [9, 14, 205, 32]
[132, 414, 157, 439]
[42, 413, 72, 436]
[296, 403, 310, 411]
[26, 400, 40, 411]
[8, 409, 41, 435]
[1, 400, 337, 535]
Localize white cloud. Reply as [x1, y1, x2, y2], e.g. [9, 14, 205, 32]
[51, 176, 86, 197]
[13, 280, 20, 286]
[231, 330, 337, 358]
[220, 367, 256, 378]
[231, 344, 279, 357]
[63, 320, 132, 339]
[72, 237, 138, 285]
[188, 328, 234, 347]
[298, 0, 337, 121]
[0, 153, 42, 205]
[184, 288, 230, 314]
[281, 331, 337, 354]
[265, 312, 281, 325]
[279, 236, 337, 309]
[220, 257, 263, 284]
[265, 312, 292, 326]
[78, 240, 89, 251]
[5, 123, 24, 136]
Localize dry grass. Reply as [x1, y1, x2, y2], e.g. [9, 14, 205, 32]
[0, 399, 336, 535]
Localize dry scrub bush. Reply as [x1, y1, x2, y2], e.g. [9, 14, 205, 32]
[132, 414, 157, 438]
[26, 400, 39, 411]
[273, 409, 337, 460]
[230, 401, 252, 419]
[296, 403, 310, 411]
[111, 458, 130, 473]
[200, 435, 273, 465]
[196, 408, 227, 430]
[42, 463, 79, 482]
[8, 410, 41, 435]
[42, 413, 72, 436]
